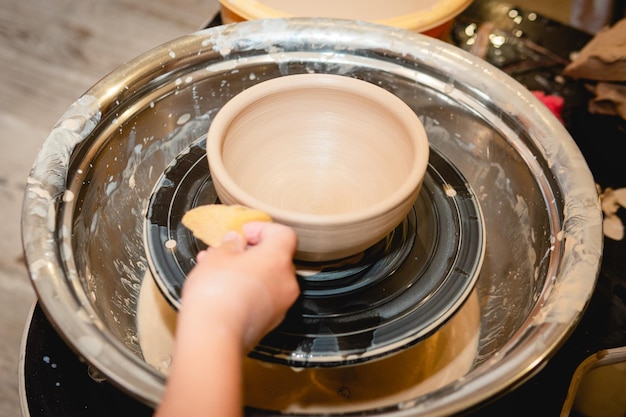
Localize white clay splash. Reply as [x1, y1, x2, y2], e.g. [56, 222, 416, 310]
[443, 183, 457, 197]
[164, 239, 177, 250]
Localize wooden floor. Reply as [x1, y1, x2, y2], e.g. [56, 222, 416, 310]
[0, 1, 218, 415]
[0, 0, 571, 416]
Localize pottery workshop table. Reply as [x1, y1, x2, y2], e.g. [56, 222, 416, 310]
[19, 1, 626, 417]
[450, 2, 626, 416]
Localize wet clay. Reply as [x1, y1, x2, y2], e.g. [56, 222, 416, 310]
[137, 273, 480, 413]
[563, 18, 626, 82]
[563, 18, 626, 118]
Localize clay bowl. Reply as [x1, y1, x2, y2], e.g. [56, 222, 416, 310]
[219, 0, 472, 38]
[207, 73, 429, 262]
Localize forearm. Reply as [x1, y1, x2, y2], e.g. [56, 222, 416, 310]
[154, 300, 245, 417]
[153, 222, 299, 417]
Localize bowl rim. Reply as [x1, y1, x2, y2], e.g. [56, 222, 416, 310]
[206, 73, 430, 226]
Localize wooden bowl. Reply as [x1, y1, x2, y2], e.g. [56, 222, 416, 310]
[206, 73, 429, 261]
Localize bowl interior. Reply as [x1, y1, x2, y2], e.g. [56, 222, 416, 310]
[210, 74, 425, 217]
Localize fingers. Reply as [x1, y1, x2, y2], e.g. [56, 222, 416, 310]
[193, 231, 245, 270]
[219, 230, 247, 252]
[195, 223, 295, 267]
[183, 220, 300, 353]
[242, 222, 297, 253]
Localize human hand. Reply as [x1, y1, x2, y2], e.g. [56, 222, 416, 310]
[155, 222, 298, 417]
[179, 221, 299, 351]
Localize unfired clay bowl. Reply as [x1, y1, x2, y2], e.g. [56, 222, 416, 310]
[206, 73, 430, 262]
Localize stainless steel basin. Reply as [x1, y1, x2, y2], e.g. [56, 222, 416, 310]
[21, 18, 602, 416]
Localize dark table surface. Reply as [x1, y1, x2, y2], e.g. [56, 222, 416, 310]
[22, 1, 626, 416]
[453, 2, 626, 415]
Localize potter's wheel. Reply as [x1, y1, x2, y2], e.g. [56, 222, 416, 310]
[21, 8, 603, 415]
[145, 138, 484, 367]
